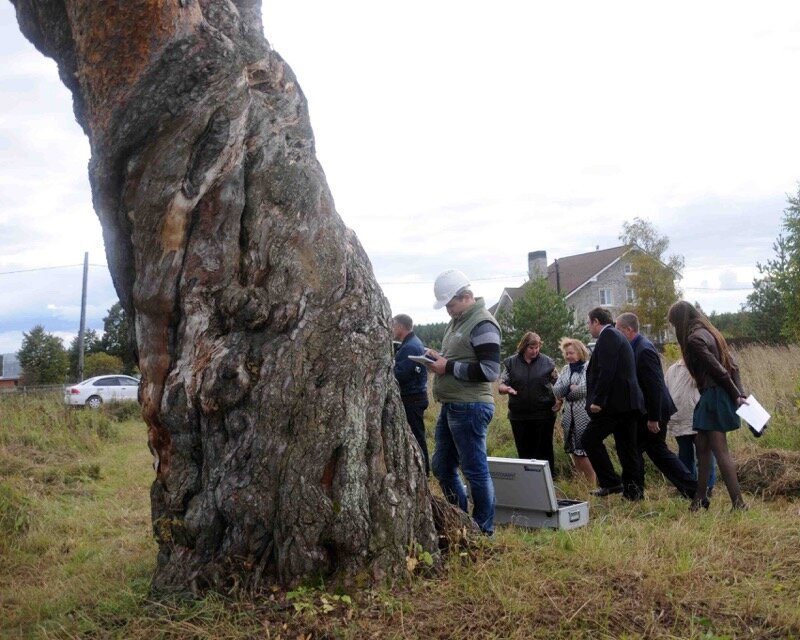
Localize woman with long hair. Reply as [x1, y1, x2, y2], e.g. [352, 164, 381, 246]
[667, 301, 748, 510]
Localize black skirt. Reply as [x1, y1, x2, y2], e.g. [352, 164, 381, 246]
[693, 386, 740, 432]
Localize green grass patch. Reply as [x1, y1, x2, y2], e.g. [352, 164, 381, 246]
[1, 344, 800, 639]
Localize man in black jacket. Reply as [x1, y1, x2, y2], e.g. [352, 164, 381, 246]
[393, 314, 430, 475]
[616, 312, 697, 499]
[583, 307, 645, 500]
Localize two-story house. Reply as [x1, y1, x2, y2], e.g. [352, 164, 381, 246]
[491, 245, 669, 338]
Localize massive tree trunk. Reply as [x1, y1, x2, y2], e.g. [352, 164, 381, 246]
[12, 0, 438, 590]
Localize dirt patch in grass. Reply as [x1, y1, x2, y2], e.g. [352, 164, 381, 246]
[736, 449, 800, 498]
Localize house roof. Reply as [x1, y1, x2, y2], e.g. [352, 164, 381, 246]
[489, 245, 634, 315]
[546, 245, 631, 297]
[489, 244, 638, 315]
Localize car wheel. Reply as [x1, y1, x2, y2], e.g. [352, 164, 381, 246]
[86, 395, 103, 410]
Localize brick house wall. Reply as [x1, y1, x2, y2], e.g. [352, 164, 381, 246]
[567, 258, 635, 324]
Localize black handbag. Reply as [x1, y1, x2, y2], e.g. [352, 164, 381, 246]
[748, 422, 767, 438]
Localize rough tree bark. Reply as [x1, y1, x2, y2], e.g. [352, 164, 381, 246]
[11, 0, 438, 590]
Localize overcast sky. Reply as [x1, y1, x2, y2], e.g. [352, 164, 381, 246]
[1, 1, 799, 355]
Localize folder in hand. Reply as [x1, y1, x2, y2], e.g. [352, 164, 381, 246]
[735, 394, 770, 436]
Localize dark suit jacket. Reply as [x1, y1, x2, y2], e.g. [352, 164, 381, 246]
[630, 334, 677, 423]
[586, 325, 645, 415]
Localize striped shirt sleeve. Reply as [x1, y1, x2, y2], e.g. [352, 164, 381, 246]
[447, 320, 501, 382]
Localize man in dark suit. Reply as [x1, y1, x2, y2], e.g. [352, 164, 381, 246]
[616, 313, 697, 499]
[583, 307, 645, 500]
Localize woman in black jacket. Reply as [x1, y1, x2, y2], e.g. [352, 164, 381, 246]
[668, 301, 748, 511]
[498, 332, 558, 476]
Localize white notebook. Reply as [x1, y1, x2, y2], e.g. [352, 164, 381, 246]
[736, 394, 770, 433]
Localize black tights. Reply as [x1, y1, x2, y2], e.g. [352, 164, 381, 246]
[695, 430, 746, 509]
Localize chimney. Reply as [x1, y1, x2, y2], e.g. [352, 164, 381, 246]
[528, 250, 547, 280]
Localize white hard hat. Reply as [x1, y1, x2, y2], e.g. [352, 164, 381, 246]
[433, 269, 470, 309]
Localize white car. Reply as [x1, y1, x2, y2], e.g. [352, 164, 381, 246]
[64, 375, 140, 409]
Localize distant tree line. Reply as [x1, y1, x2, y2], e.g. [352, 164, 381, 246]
[413, 322, 447, 351]
[17, 302, 136, 385]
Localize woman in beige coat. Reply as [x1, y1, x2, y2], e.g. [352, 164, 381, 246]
[665, 358, 716, 493]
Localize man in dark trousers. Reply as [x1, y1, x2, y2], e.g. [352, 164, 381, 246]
[583, 307, 645, 500]
[392, 314, 430, 475]
[615, 312, 697, 499]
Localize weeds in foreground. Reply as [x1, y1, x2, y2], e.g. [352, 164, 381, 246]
[0, 482, 30, 544]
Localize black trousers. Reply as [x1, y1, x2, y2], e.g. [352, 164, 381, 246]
[402, 394, 430, 475]
[510, 415, 557, 478]
[637, 419, 697, 499]
[583, 410, 642, 500]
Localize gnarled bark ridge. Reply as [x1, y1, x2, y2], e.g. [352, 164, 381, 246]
[12, 0, 437, 590]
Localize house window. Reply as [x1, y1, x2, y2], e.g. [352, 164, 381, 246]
[599, 289, 612, 305]
[624, 262, 635, 274]
[626, 287, 636, 304]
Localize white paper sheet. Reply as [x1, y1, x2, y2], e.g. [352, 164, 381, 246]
[736, 394, 770, 432]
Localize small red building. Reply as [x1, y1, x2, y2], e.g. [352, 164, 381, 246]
[0, 353, 21, 390]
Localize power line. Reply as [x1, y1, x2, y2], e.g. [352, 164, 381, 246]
[0, 263, 107, 276]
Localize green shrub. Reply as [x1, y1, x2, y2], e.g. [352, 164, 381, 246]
[73, 410, 119, 441]
[662, 342, 681, 364]
[102, 401, 141, 423]
[95, 418, 118, 441]
[795, 376, 800, 412]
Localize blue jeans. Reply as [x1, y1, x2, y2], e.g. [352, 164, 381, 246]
[432, 402, 495, 534]
[676, 434, 717, 491]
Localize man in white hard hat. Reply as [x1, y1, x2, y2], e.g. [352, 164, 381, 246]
[421, 269, 501, 535]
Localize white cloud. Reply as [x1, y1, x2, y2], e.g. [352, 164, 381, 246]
[0, 331, 23, 355]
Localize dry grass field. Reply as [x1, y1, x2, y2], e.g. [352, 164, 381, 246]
[1, 344, 799, 639]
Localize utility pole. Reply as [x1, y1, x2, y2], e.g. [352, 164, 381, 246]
[77, 252, 88, 381]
